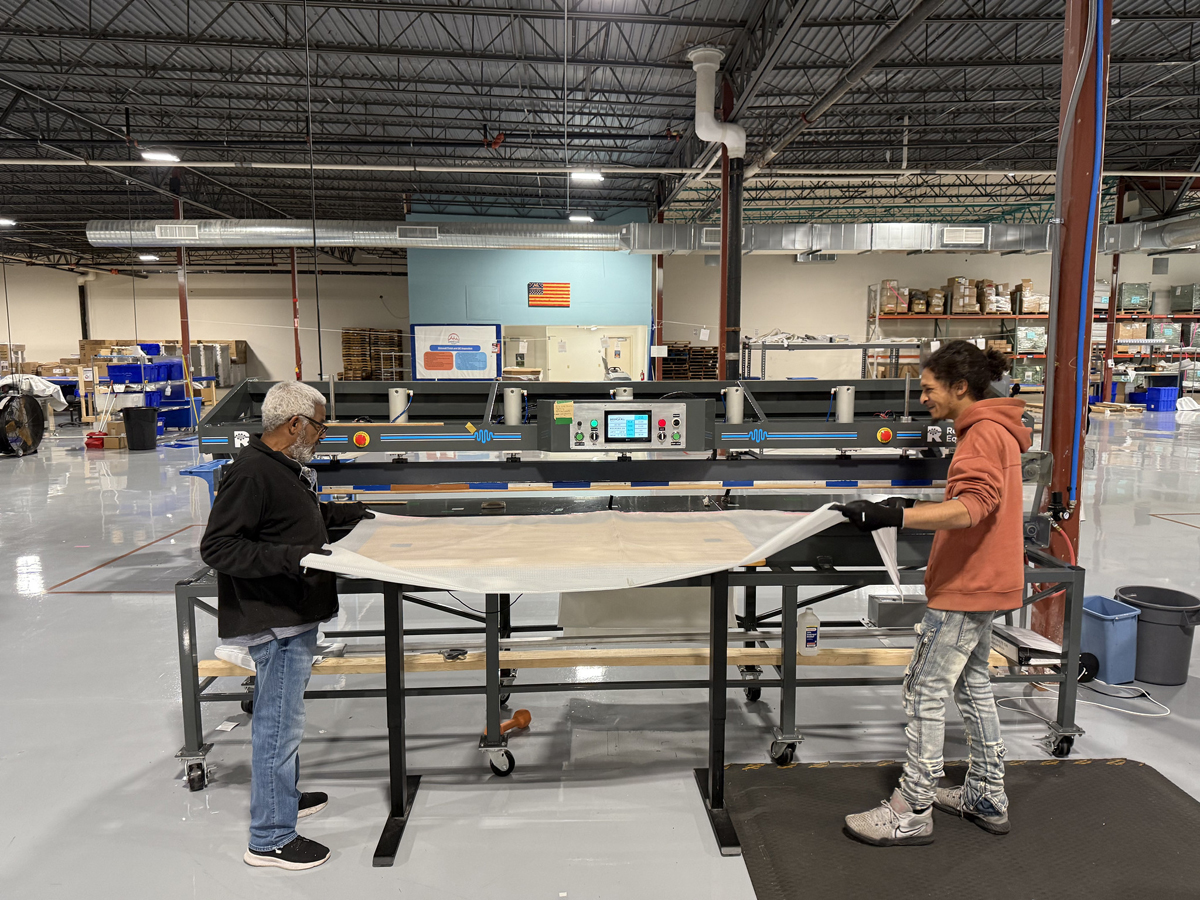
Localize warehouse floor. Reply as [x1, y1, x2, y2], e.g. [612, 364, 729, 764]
[2, 411, 1198, 898]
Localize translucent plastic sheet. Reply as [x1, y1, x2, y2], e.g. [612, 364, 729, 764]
[302, 504, 903, 595]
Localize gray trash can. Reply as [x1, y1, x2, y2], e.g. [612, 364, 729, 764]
[1115, 585, 1200, 685]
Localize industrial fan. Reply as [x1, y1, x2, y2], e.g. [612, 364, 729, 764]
[0, 391, 45, 456]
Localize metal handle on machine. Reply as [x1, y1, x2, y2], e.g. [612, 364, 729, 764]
[328, 373, 336, 421]
[737, 380, 768, 423]
[902, 373, 912, 422]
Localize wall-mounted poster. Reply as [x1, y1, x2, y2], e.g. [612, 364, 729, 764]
[411, 324, 501, 380]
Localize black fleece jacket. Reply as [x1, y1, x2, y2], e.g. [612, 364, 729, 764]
[200, 435, 366, 638]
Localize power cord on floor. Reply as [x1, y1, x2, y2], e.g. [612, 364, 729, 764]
[998, 679, 1171, 721]
[447, 592, 523, 614]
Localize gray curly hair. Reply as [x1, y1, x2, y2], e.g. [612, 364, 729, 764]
[260, 381, 327, 432]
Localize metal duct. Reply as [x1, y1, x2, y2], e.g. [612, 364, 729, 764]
[86, 218, 1062, 255]
[86, 219, 626, 251]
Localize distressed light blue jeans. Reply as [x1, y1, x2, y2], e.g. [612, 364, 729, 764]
[899, 608, 1008, 813]
[247, 627, 318, 852]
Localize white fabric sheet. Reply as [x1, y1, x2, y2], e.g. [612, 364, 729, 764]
[0, 374, 67, 410]
[302, 503, 904, 595]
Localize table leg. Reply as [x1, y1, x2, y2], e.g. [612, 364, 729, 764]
[695, 569, 741, 855]
[771, 585, 802, 763]
[373, 584, 421, 867]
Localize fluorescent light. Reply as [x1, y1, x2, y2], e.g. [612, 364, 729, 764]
[569, 214, 594, 223]
[141, 149, 180, 162]
[0, 218, 15, 226]
[570, 171, 604, 183]
[138, 254, 160, 262]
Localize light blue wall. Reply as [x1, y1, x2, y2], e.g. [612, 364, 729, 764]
[407, 247, 652, 326]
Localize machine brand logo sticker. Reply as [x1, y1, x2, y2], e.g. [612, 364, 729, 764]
[747, 428, 769, 443]
[926, 424, 958, 444]
[447, 332, 460, 343]
[876, 427, 894, 444]
[353, 431, 370, 448]
[233, 430, 250, 448]
[473, 429, 495, 443]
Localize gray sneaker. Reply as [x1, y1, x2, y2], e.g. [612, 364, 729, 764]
[844, 789, 934, 846]
[933, 785, 1010, 834]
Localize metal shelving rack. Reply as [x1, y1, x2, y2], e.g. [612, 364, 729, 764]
[740, 340, 923, 379]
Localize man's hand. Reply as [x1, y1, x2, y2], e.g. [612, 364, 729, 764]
[362, 509, 376, 520]
[832, 499, 905, 533]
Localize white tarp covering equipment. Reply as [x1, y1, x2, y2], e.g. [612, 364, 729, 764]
[301, 504, 903, 594]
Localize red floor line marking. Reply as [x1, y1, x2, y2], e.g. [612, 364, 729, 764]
[1150, 514, 1200, 530]
[46, 524, 203, 592]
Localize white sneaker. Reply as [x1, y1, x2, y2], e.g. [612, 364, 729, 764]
[844, 788, 934, 846]
[214, 645, 255, 671]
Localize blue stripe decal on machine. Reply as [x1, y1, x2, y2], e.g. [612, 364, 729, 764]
[552, 481, 591, 489]
[200, 437, 228, 444]
[352, 485, 392, 491]
[630, 481, 671, 488]
[722, 480, 755, 487]
[826, 480, 859, 487]
[320, 436, 349, 444]
[891, 479, 934, 486]
[468, 482, 509, 490]
[896, 432, 923, 439]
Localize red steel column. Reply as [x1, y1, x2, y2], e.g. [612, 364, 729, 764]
[173, 194, 191, 359]
[1035, 0, 1112, 642]
[290, 248, 303, 380]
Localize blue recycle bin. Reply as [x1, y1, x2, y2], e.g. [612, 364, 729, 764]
[1081, 595, 1140, 684]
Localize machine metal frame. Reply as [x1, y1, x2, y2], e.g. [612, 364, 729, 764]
[174, 541, 1083, 862]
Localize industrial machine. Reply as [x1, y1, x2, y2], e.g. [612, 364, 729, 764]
[182, 377, 1081, 861]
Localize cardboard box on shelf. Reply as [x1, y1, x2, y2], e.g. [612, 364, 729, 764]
[880, 279, 901, 314]
[1017, 291, 1050, 314]
[927, 289, 945, 314]
[19, 361, 40, 374]
[1016, 326, 1049, 353]
[1152, 322, 1182, 344]
[1117, 282, 1151, 310]
[1115, 322, 1148, 341]
[987, 340, 1013, 354]
[1170, 284, 1200, 312]
[952, 296, 981, 314]
[910, 290, 928, 314]
[199, 384, 218, 405]
[37, 364, 71, 377]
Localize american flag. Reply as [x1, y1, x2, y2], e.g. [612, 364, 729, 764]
[528, 282, 571, 307]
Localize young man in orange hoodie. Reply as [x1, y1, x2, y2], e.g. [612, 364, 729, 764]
[835, 340, 1032, 846]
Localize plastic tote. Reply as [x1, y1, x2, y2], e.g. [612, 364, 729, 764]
[121, 406, 160, 451]
[1116, 585, 1200, 685]
[1081, 595, 1140, 684]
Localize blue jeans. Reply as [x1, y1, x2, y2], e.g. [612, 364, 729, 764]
[899, 608, 1008, 813]
[247, 627, 318, 851]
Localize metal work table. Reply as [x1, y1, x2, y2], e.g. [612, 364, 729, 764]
[174, 499, 1084, 865]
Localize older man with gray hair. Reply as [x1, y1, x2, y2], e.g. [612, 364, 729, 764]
[201, 380, 370, 870]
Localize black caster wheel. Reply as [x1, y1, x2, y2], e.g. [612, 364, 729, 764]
[1051, 735, 1074, 758]
[743, 687, 762, 702]
[769, 743, 795, 765]
[186, 762, 207, 792]
[240, 699, 254, 715]
[498, 693, 511, 706]
[489, 750, 516, 777]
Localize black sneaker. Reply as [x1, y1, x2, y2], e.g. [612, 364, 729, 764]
[244, 835, 330, 870]
[298, 792, 328, 819]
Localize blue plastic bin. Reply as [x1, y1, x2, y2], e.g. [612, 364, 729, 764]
[160, 399, 202, 429]
[1081, 595, 1140, 684]
[143, 390, 163, 408]
[139, 343, 162, 356]
[156, 416, 166, 436]
[1145, 386, 1179, 412]
[1127, 390, 1147, 405]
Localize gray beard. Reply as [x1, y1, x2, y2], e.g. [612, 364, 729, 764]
[287, 433, 317, 464]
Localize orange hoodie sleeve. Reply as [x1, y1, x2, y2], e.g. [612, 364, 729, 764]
[945, 423, 1006, 525]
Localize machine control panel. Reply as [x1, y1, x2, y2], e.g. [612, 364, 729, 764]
[538, 399, 709, 452]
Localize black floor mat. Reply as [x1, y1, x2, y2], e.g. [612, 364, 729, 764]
[724, 759, 1200, 900]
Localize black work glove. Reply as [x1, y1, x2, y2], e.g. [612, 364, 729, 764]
[361, 509, 376, 520]
[883, 496, 917, 510]
[832, 499, 905, 533]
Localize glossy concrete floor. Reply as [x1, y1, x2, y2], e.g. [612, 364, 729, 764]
[2, 413, 1199, 898]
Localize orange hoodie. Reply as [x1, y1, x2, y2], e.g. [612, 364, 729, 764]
[923, 398, 1032, 612]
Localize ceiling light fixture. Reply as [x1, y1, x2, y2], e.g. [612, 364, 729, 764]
[141, 149, 180, 162]
[0, 218, 15, 226]
[138, 254, 160, 262]
[569, 213, 594, 223]
[571, 171, 604, 183]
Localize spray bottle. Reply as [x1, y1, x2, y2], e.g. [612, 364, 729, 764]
[799, 607, 820, 657]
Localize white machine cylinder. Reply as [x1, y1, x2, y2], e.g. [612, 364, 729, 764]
[835, 385, 856, 424]
[503, 387, 525, 425]
[388, 387, 411, 423]
[611, 386, 634, 401]
[723, 386, 744, 424]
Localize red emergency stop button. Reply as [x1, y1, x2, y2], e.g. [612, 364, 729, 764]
[876, 427, 894, 444]
[353, 431, 370, 448]
[658, 418, 666, 428]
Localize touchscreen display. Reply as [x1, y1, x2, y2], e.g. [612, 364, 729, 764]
[605, 410, 652, 442]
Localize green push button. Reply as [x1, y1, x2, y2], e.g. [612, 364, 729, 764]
[671, 432, 681, 441]
[575, 432, 584, 441]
